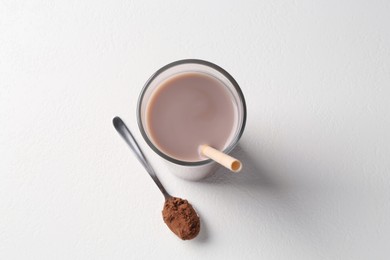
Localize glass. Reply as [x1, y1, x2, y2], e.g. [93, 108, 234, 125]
[137, 59, 247, 181]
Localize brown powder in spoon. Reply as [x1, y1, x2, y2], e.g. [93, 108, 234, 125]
[162, 197, 200, 240]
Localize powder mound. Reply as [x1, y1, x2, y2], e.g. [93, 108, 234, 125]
[162, 197, 200, 240]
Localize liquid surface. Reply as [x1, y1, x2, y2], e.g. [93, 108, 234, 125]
[146, 72, 236, 162]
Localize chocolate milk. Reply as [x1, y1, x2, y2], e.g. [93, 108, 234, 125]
[146, 72, 237, 162]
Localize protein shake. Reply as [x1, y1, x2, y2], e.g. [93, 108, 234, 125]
[146, 72, 237, 162]
[137, 59, 246, 181]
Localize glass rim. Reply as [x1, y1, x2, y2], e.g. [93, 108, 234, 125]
[137, 59, 247, 167]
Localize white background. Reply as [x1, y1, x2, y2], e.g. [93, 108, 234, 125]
[1, 1, 390, 259]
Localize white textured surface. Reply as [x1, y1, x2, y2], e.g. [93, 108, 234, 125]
[1, 1, 390, 259]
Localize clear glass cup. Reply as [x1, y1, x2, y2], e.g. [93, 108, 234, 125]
[137, 59, 247, 181]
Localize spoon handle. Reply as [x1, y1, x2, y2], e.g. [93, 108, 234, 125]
[113, 117, 170, 199]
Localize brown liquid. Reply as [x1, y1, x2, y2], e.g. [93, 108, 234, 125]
[146, 72, 237, 162]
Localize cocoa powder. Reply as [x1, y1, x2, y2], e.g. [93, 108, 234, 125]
[162, 197, 200, 240]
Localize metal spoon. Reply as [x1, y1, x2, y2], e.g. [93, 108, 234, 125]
[112, 116, 171, 200]
[112, 116, 201, 240]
